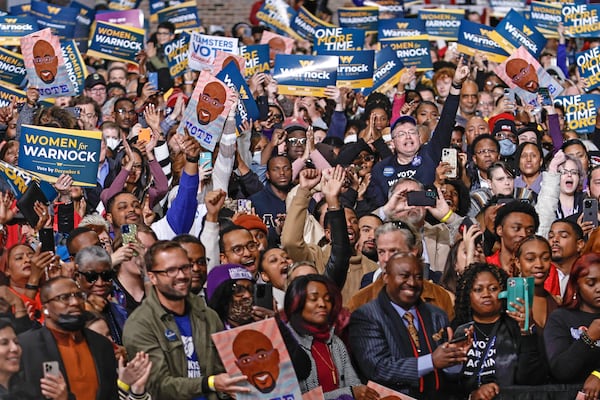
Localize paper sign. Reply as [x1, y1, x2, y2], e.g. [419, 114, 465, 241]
[164, 32, 190, 78]
[378, 18, 425, 40]
[320, 50, 374, 89]
[61, 39, 88, 96]
[240, 44, 270, 76]
[338, 6, 379, 31]
[0, 47, 26, 87]
[367, 381, 417, 399]
[457, 20, 509, 63]
[256, 0, 298, 38]
[529, 1, 561, 39]
[71, 3, 95, 54]
[362, 46, 404, 96]
[577, 47, 600, 91]
[108, 0, 140, 11]
[381, 34, 432, 72]
[562, 4, 600, 38]
[488, 9, 546, 58]
[157, 1, 201, 32]
[290, 7, 334, 41]
[216, 61, 259, 134]
[273, 54, 338, 96]
[418, 8, 463, 41]
[554, 94, 600, 134]
[18, 125, 102, 187]
[364, 0, 404, 19]
[29, 0, 79, 39]
[87, 21, 145, 65]
[188, 32, 239, 72]
[260, 30, 294, 64]
[314, 27, 365, 52]
[0, 160, 57, 201]
[212, 51, 246, 77]
[0, 16, 39, 46]
[0, 85, 53, 108]
[489, 0, 527, 17]
[95, 9, 144, 28]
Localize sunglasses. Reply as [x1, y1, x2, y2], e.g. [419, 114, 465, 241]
[78, 270, 113, 284]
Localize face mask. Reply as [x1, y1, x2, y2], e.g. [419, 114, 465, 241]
[499, 139, 516, 156]
[252, 151, 262, 164]
[56, 312, 88, 332]
[228, 297, 254, 325]
[106, 137, 121, 151]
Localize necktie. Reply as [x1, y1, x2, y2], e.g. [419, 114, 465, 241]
[404, 312, 421, 351]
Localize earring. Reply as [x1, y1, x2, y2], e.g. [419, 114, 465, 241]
[44, 309, 49, 315]
[573, 292, 577, 300]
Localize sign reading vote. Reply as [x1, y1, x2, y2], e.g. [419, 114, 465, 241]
[273, 54, 338, 97]
[188, 32, 239, 73]
[18, 124, 102, 186]
[88, 21, 144, 64]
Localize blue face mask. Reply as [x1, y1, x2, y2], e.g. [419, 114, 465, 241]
[499, 139, 516, 156]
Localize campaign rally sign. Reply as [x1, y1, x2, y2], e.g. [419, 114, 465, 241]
[489, 0, 527, 17]
[212, 318, 303, 400]
[0, 16, 38, 46]
[362, 46, 403, 96]
[240, 44, 270, 76]
[157, 1, 201, 32]
[149, 0, 173, 21]
[212, 51, 246, 77]
[0, 161, 57, 201]
[576, 47, 600, 91]
[554, 94, 600, 134]
[290, 7, 334, 41]
[29, 0, 79, 38]
[529, 1, 561, 39]
[71, 3, 95, 53]
[95, 9, 144, 28]
[21, 28, 75, 99]
[381, 34, 432, 71]
[457, 20, 509, 63]
[338, 6, 379, 31]
[108, 0, 140, 11]
[164, 32, 190, 78]
[488, 9, 546, 58]
[273, 54, 338, 97]
[362, 0, 404, 19]
[562, 4, 600, 38]
[9, 5, 30, 16]
[0, 47, 26, 87]
[177, 70, 235, 151]
[19, 125, 102, 187]
[61, 40, 87, 96]
[378, 18, 425, 40]
[418, 8, 463, 41]
[320, 50, 374, 89]
[256, 0, 297, 38]
[87, 21, 145, 65]
[216, 62, 259, 134]
[0, 85, 53, 108]
[314, 27, 365, 53]
[188, 32, 239, 72]
[260, 31, 294, 64]
[495, 46, 563, 108]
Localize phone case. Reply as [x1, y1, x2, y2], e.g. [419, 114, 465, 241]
[498, 277, 534, 331]
[16, 181, 49, 227]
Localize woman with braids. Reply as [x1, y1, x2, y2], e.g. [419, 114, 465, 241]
[450, 263, 547, 400]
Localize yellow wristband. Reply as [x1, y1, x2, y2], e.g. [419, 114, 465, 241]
[117, 379, 130, 392]
[592, 371, 600, 380]
[440, 210, 453, 223]
[208, 375, 216, 392]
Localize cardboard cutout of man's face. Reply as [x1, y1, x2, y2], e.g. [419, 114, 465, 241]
[33, 40, 58, 84]
[506, 58, 539, 93]
[232, 330, 280, 393]
[196, 82, 226, 125]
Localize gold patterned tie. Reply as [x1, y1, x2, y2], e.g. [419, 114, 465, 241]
[404, 312, 421, 351]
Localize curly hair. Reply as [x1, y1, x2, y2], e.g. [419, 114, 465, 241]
[454, 263, 508, 325]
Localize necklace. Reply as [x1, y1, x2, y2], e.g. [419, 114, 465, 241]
[474, 323, 491, 340]
[312, 345, 337, 385]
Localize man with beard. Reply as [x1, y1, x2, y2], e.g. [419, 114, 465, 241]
[505, 58, 539, 93]
[250, 156, 292, 245]
[197, 82, 226, 125]
[547, 219, 584, 298]
[113, 97, 137, 137]
[174, 234, 208, 297]
[356, 214, 383, 264]
[123, 241, 248, 400]
[32, 40, 58, 84]
[19, 277, 118, 399]
[469, 134, 500, 191]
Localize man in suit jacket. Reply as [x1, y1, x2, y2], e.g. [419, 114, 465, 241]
[19, 277, 118, 400]
[349, 253, 467, 399]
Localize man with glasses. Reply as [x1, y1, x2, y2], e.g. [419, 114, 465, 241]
[469, 134, 500, 190]
[75, 245, 127, 345]
[32, 40, 58, 84]
[174, 234, 208, 297]
[84, 73, 107, 106]
[124, 240, 248, 400]
[505, 58, 539, 93]
[113, 97, 137, 136]
[219, 226, 260, 275]
[19, 277, 118, 400]
[71, 95, 100, 130]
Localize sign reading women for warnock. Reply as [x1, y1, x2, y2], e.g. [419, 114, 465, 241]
[18, 125, 102, 187]
[88, 21, 145, 64]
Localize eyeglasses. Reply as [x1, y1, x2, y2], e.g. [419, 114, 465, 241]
[287, 138, 307, 146]
[268, 113, 283, 122]
[150, 264, 192, 277]
[156, 30, 171, 36]
[558, 169, 580, 176]
[237, 348, 275, 366]
[79, 112, 96, 119]
[511, 64, 532, 83]
[191, 257, 208, 267]
[475, 148, 498, 155]
[33, 55, 56, 64]
[392, 130, 419, 139]
[89, 87, 106, 94]
[78, 270, 113, 284]
[226, 241, 259, 256]
[495, 132, 516, 141]
[200, 93, 223, 107]
[46, 291, 87, 304]
[232, 282, 254, 296]
[131, 163, 143, 170]
[116, 109, 136, 116]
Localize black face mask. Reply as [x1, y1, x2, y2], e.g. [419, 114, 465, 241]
[55, 312, 89, 332]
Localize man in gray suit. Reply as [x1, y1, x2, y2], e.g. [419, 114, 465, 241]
[349, 253, 467, 399]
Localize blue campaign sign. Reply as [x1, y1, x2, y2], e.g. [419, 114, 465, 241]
[290, 7, 334, 41]
[61, 40, 88, 96]
[256, 0, 298, 38]
[378, 18, 425, 40]
[0, 47, 26, 87]
[529, 1, 561, 39]
[338, 6, 379, 31]
[29, 0, 79, 39]
[0, 16, 38, 46]
[554, 94, 600, 134]
[314, 27, 365, 52]
[562, 3, 600, 38]
[88, 21, 145, 64]
[418, 8, 464, 41]
[488, 9, 546, 58]
[381, 34, 432, 72]
[576, 47, 600, 91]
[273, 54, 338, 97]
[366, 0, 404, 18]
[321, 50, 374, 89]
[157, 1, 201, 32]
[71, 1, 95, 54]
[18, 125, 102, 187]
[362, 46, 403, 96]
[216, 62, 259, 134]
[457, 20, 509, 63]
[240, 44, 270, 76]
[0, 161, 56, 201]
[164, 32, 190, 78]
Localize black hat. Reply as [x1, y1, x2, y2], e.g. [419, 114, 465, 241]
[85, 73, 106, 89]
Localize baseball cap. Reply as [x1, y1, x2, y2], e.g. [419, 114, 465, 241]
[85, 73, 106, 89]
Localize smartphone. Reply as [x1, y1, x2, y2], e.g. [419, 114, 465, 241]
[407, 190, 437, 207]
[502, 276, 534, 313]
[43, 361, 60, 377]
[254, 282, 274, 310]
[539, 87, 552, 106]
[199, 152, 212, 170]
[39, 228, 55, 253]
[459, 217, 483, 246]
[138, 127, 152, 143]
[121, 224, 138, 245]
[504, 88, 515, 103]
[450, 321, 473, 343]
[148, 72, 159, 90]
[56, 202, 74, 234]
[237, 199, 252, 213]
[441, 148, 458, 179]
[583, 198, 599, 227]
[65, 107, 80, 119]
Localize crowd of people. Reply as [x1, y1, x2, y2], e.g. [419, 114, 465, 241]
[0, 1, 599, 399]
